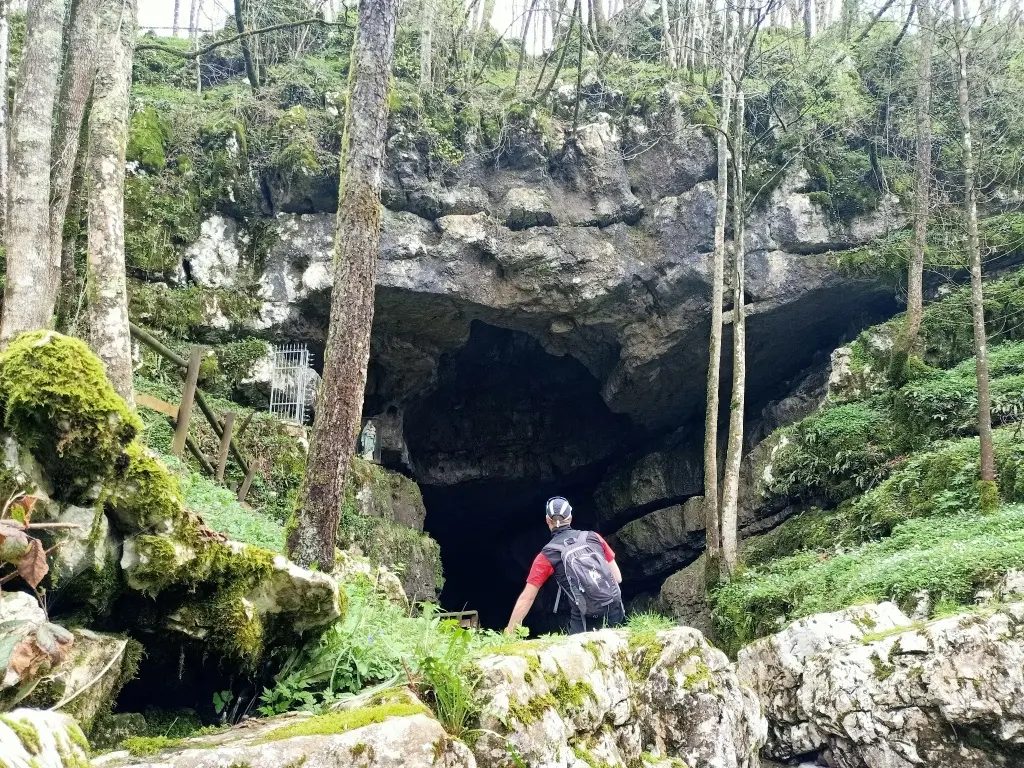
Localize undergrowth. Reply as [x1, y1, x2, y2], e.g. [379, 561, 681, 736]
[712, 503, 1024, 655]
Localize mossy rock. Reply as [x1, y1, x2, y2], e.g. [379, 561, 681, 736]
[0, 331, 140, 502]
[127, 106, 172, 172]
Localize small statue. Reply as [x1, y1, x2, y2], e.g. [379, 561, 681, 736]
[359, 421, 377, 461]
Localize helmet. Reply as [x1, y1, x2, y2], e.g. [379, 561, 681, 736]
[545, 496, 572, 520]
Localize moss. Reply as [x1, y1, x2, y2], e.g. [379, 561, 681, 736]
[506, 691, 557, 726]
[127, 107, 172, 172]
[122, 736, 186, 756]
[258, 703, 427, 743]
[743, 508, 843, 565]
[870, 651, 894, 681]
[681, 659, 713, 689]
[0, 331, 140, 501]
[111, 442, 194, 538]
[0, 717, 41, 754]
[548, 669, 597, 714]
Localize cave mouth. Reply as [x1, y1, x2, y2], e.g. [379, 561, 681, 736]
[404, 321, 643, 631]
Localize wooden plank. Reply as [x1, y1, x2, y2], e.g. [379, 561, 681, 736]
[236, 461, 258, 503]
[136, 392, 179, 419]
[234, 411, 255, 441]
[216, 412, 236, 483]
[171, 346, 204, 458]
[195, 390, 249, 476]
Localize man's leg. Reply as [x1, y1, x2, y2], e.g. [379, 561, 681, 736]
[602, 600, 626, 629]
[569, 612, 586, 634]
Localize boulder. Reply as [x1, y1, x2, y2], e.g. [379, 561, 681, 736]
[180, 215, 244, 288]
[93, 708, 475, 768]
[737, 601, 1024, 766]
[472, 627, 765, 768]
[20, 630, 139, 735]
[657, 553, 713, 640]
[0, 708, 91, 768]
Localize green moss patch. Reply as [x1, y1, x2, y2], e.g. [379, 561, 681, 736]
[0, 716, 41, 754]
[0, 331, 140, 501]
[258, 703, 427, 743]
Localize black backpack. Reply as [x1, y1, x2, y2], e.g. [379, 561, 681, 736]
[549, 531, 620, 617]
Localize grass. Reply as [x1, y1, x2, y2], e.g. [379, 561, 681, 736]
[712, 503, 1024, 654]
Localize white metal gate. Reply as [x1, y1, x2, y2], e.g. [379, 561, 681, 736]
[269, 343, 316, 425]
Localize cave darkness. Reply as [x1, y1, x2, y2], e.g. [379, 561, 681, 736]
[404, 322, 641, 631]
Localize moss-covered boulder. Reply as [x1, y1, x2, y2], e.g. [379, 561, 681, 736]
[0, 331, 140, 502]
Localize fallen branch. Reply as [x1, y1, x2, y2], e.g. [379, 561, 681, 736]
[135, 18, 349, 60]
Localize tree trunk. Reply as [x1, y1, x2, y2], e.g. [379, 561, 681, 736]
[953, 0, 995, 506]
[173, 0, 180, 35]
[86, 0, 137, 406]
[892, 0, 931, 376]
[0, 0, 68, 346]
[482, 0, 496, 28]
[0, 0, 10, 235]
[189, 0, 199, 41]
[660, 0, 677, 67]
[720, 69, 745, 580]
[233, 0, 259, 91]
[803, 0, 816, 41]
[419, 0, 434, 92]
[50, 0, 103, 317]
[703, 4, 733, 588]
[287, 0, 399, 570]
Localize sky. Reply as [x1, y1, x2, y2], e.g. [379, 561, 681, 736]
[138, 0, 519, 36]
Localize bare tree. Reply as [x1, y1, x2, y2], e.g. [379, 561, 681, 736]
[0, 0, 68, 345]
[234, 0, 259, 91]
[719, 10, 747, 579]
[0, 0, 10, 234]
[703, 1, 735, 586]
[85, 0, 137, 404]
[892, 0, 932, 375]
[951, 0, 996, 507]
[287, 0, 400, 570]
[420, 0, 434, 92]
[173, 0, 181, 35]
[51, 0, 103, 322]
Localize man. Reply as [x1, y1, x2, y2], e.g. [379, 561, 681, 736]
[504, 496, 624, 635]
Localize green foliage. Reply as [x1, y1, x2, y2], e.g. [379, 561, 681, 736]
[258, 581, 508, 722]
[804, 146, 882, 221]
[743, 508, 843, 566]
[765, 402, 896, 504]
[625, 611, 676, 633]
[712, 503, 1024, 654]
[893, 341, 1024, 445]
[0, 331, 140, 501]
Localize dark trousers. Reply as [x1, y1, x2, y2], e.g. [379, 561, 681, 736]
[569, 600, 625, 634]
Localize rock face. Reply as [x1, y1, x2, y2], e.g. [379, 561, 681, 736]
[94, 709, 475, 768]
[472, 627, 766, 768]
[738, 601, 1024, 767]
[0, 708, 90, 768]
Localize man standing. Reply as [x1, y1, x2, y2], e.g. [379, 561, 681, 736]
[504, 496, 625, 635]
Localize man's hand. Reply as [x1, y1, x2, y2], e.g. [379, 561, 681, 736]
[504, 584, 540, 637]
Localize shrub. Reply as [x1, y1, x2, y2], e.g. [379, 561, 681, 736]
[764, 402, 896, 504]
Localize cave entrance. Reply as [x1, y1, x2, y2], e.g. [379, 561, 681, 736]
[403, 322, 640, 631]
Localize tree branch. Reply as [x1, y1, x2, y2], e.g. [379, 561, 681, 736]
[135, 17, 349, 60]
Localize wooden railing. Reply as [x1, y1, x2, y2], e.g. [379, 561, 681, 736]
[130, 323, 259, 503]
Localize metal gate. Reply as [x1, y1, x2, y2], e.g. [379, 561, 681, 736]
[269, 343, 315, 425]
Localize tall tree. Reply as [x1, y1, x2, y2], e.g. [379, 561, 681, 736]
[952, 0, 995, 507]
[86, 0, 137, 404]
[703, 1, 734, 586]
[234, 0, 259, 91]
[803, 0, 816, 41]
[892, 0, 932, 375]
[0, 0, 10, 234]
[173, 0, 181, 35]
[719, 10, 746, 579]
[287, 0, 400, 570]
[51, 0, 103, 322]
[419, 0, 434, 92]
[0, 0, 68, 345]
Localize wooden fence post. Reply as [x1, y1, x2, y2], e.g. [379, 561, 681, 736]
[237, 461, 258, 503]
[216, 412, 236, 483]
[171, 347, 203, 458]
